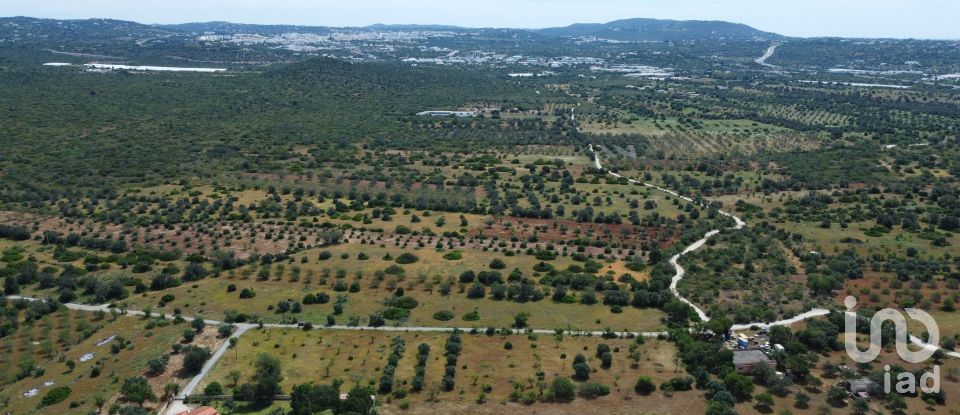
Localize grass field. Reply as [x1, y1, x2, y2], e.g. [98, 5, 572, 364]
[777, 220, 959, 259]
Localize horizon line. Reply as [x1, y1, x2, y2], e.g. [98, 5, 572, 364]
[4, 15, 960, 41]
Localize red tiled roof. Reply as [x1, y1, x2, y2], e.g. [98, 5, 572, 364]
[175, 407, 219, 415]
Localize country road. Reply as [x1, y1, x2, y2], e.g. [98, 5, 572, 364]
[586, 144, 959, 360]
[589, 143, 829, 329]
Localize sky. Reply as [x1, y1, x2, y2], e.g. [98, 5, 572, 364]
[3, 0, 959, 39]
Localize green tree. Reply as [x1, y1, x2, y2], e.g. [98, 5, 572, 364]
[754, 392, 774, 411]
[191, 317, 206, 333]
[572, 354, 591, 381]
[546, 377, 576, 402]
[706, 316, 733, 337]
[181, 345, 212, 375]
[163, 383, 180, 399]
[827, 385, 847, 406]
[341, 386, 374, 415]
[634, 376, 656, 395]
[852, 398, 869, 415]
[577, 382, 610, 399]
[723, 373, 754, 401]
[227, 370, 242, 386]
[513, 312, 530, 329]
[290, 383, 342, 415]
[120, 377, 156, 407]
[238, 353, 284, 407]
[94, 394, 106, 414]
[203, 382, 223, 396]
[3, 275, 19, 295]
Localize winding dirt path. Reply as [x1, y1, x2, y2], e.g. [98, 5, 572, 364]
[587, 144, 834, 330]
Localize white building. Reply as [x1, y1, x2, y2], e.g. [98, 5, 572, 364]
[416, 110, 474, 117]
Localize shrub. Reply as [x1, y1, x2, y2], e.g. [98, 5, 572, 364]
[467, 283, 486, 299]
[433, 310, 455, 321]
[386, 296, 419, 309]
[599, 352, 612, 369]
[546, 377, 576, 402]
[442, 251, 463, 260]
[535, 251, 556, 261]
[634, 376, 656, 395]
[395, 253, 419, 264]
[39, 386, 72, 407]
[577, 382, 610, 399]
[181, 346, 212, 375]
[147, 356, 168, 375]
[382, 307, 410, 320]
[218, 324, 236, 338]
[369, 313, 385, 327]
[203, 382, 223, 396]
[489, 258, 506, 269]
[663, 376, 694, 392]
[459, 270, 475, 283]
[572, 354, 591, 381]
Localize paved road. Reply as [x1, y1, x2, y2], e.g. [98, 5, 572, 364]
[755, 43, 780, 67]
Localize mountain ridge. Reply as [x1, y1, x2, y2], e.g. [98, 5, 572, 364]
[536, 18, 782, 41]
[2, 15, 780, 41]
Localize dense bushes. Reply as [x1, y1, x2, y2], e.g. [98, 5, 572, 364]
[546, 377, 576, 402]
[181, 345, 213, 375]
[432, 310, 454, 321]
[378, 336, 406, 394]
[411, 343, 430, 392]
[0, 224, 30, 241]
[442, 332, 463, 391]
[634, 376, 656, 395]
[290, 382, 340, 415]
[395, 253, 419, 264]
[577, 382, 610, 399]
[38, 386, 71, 407]
[572, 354, 591, 381]
[302, 292, 330, 305]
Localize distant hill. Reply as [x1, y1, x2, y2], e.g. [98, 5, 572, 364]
[0, 16, 174, 42]
[536, 18, 782, 41]
[4, 16, 781, 42]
